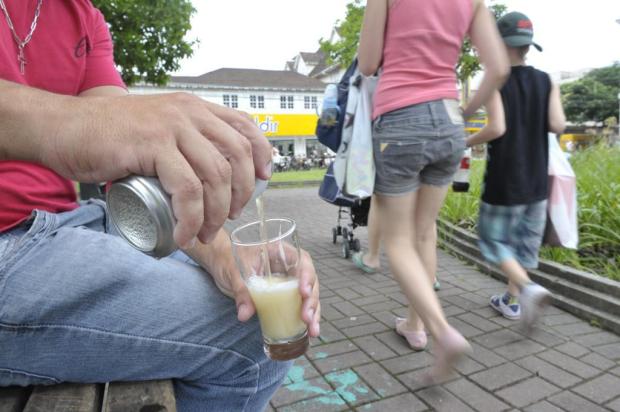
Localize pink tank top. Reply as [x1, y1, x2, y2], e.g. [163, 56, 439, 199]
[373, 0, 473, 119]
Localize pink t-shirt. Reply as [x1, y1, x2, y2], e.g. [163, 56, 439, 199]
[0, 0, 125, 232]
[373, 0, 473, 119]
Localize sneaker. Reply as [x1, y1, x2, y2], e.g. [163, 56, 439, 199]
[520, 283, 551, 335]
[490, 292, 521, 320]
[433, 278, 441, 291]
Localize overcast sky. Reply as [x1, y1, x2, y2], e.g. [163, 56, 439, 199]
[174, 0, 620, 77]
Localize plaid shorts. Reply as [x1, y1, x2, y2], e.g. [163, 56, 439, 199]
[477, 200, 548, 269]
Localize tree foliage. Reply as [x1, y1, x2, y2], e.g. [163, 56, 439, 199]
[319, 0, 506, 83]
[561, 63, 620, 123]
[319, 0, 364, 68]
[456, 3, 507, 84]
[92, 0, 196, 86]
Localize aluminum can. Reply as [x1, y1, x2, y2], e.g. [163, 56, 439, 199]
[106, 175, 269, 258]
[106, 176, 177, 258]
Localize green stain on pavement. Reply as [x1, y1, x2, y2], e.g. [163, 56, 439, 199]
[284, 366, 368, 407]
[286, 365, 306, 383]
[314, 352, 329, 359]
[326, 370, 368, 403]
[311, 392, 347, 406]
[286, 365, 332, 398]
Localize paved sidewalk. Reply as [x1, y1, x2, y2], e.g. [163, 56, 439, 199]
[237, 187, 620, 412]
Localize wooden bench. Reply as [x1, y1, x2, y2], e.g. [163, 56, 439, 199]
[0, 381, 176, 412]
[0, 185, 176, 412]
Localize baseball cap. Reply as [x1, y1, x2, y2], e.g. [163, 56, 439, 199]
[497, 11, 542, 52]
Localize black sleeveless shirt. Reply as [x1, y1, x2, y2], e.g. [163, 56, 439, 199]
[482, 65, 552, 206]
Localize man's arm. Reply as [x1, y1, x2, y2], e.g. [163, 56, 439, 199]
[466, 91, 505, 147]
[0, 79, 272, 248]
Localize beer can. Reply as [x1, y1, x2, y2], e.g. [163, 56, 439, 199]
[106, 175, 269, 258]
[106, 176, 177, 258]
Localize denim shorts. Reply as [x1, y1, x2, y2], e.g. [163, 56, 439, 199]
[478, 200, 548, 269]
[372, 99, 466, 195]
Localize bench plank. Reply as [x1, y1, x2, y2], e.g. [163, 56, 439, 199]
[103, 380, 176, 412]
[0, 387, 31, 412]
[22, 383, 102, 412]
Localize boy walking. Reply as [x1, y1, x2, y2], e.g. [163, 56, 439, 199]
[466, 11, 566, 333]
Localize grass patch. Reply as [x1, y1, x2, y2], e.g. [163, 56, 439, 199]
[441, 144, 620, 281]
[270, 168, 325, 183]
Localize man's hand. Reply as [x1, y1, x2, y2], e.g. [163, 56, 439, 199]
[186, 229, 321, 338]
[42, 91, 272, 247]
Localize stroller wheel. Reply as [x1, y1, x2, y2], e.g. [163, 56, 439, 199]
[342, 241, 350, 259]
[332, 227, 338, 244]
[352, 238, 361, 252]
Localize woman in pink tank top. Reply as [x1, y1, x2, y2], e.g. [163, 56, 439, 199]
[356, 0, 509, 381]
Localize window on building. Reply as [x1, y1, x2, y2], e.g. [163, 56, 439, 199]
[304, 96, 318, 110]
[281, 95, 294, 109]
[223, 94, 238, 108]
[250, 95, 265, 109]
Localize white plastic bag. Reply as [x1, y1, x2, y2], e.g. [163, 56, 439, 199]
[345, 75, 377, 198]
[544, 133, 578, 249]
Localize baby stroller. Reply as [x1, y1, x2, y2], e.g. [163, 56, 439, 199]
[319, 163, 371, 259]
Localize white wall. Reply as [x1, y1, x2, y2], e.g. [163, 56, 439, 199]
[130, 85, 323, 115]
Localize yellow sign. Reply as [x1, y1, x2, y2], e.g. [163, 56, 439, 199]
[465, 115, 488, 134]
[252, 114, 318, 137]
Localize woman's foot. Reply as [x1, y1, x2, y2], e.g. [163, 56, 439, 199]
[426, 326, 472, 383]
[395, 317, 427, 351]
[352, 252, 379, 274]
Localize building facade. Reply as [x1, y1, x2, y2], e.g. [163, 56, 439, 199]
[131, 68, 327, 158]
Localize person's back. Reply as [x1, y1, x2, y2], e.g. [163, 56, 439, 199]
[357, 0, 509, 380]
[466, 11, 566, 332]
[372, 0, 473, 119]
[483, 65, 552, 205]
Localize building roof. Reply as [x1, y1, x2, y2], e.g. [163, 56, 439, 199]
[299, 51, 324, 65]
[170, 68, 326, 91]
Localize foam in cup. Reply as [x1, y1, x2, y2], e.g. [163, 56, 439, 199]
[247, 274, 305, 341]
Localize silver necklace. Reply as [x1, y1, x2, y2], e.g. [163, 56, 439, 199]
[0, 0, 43, 74]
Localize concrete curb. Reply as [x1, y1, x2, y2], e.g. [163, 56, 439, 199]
[437, 218, 620, 335]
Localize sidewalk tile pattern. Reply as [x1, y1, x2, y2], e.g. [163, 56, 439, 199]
[228, 188, 620, 411]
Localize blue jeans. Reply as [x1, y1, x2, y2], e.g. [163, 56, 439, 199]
[0, 201, 290, 412]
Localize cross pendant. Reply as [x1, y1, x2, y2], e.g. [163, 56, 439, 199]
[17, 46, 26, 74]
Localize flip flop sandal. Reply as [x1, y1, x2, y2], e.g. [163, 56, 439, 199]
[352, 252, 377, 274]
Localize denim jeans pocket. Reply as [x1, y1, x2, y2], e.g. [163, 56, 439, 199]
[376, 139, 425, 178]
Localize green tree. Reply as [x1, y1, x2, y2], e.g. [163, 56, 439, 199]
[319, 0, 506, 83]
[561, 63, 620, 123]
[92, 0, 196, 86]
[319, 0, 364, 68]
[456, 3, 507, 84]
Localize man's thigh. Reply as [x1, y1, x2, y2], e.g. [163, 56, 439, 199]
[0, 204, 265, 387]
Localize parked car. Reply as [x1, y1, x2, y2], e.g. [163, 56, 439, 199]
[452, 148, 471, 193]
